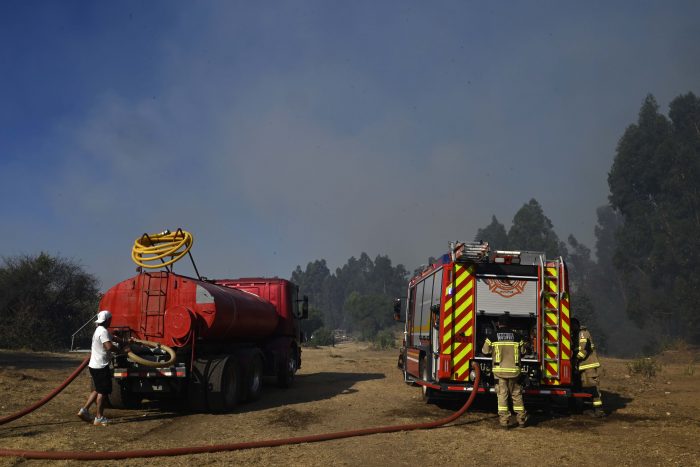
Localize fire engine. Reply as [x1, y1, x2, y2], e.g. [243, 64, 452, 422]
[395, 241, 587, 403]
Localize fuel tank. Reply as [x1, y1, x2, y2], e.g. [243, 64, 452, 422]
[99, 272, 280, 348]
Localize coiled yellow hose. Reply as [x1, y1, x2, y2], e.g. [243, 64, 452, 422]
[127, 339, 177, 368]
[131, 229, 194, 268]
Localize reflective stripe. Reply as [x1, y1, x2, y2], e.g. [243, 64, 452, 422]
[579, 362, 600, 370]
[498, 406, 509, 412]
[577, 352, 586, 359]
[493, 367, 519, 373]
[493, 341, 520, 364]
[593, 400, 603, 407]
[513, 405, 525, 412]
[484, 338, 491, 345]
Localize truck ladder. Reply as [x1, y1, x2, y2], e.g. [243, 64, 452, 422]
[140, 271, 168, 338]
[542, 259, 562, 380]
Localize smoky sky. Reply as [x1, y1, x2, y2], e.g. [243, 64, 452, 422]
[1, 1, 699, 290]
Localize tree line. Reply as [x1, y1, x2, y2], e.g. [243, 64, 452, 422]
[0, 253, 99, 351]
[1, 91, 698, 353]
[288, 92, 700, 354]
[290, 254, 408, 344]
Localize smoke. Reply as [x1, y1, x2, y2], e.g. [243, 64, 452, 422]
[1, 2, 699, 291]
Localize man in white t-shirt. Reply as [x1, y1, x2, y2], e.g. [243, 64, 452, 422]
[77, 310, 130, 426]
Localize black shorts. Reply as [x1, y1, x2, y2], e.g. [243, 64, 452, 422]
[89, 367, 113, 395]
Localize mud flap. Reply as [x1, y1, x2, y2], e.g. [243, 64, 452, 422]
[187, 358, 209, 412]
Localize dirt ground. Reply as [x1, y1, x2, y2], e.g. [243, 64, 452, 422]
[1, 343, 699, 466]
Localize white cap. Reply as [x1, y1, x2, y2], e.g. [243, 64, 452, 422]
[95, 310, 112, 324]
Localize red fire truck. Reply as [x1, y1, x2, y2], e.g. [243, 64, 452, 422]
[396, 241, 587, 403]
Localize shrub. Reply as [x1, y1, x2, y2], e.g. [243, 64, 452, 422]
[684, 362, 696, 376]
[0, 253, 100, 351]
[310, 327, 335, 346]
[662, 337, 690, 352]
[372, 330, 397, 350]
[627, 357, 660, 378]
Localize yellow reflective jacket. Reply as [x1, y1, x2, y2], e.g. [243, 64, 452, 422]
[576, 327, 600, 371]
[482, 331, 525, 379]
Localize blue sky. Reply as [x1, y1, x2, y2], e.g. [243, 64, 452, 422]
[1, 1, 699, 290]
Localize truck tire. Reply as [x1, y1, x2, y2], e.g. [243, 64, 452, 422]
[109, 379, 141, 409]
[243, 353, 264, 402]
[207, 356, 241, 413]
[420, 358, 437, 404]
[277, 346, 297, 388]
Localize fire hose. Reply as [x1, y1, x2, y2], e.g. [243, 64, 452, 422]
[127, 339, 177, 368]
[131, 229, 194, 269]
[0, 356, 90, 426]
[0, 362, 481, 460]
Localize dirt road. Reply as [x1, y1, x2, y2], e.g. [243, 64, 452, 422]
[1, 342, 698, 466]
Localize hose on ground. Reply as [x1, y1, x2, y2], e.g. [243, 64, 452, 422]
[127, 339, 177, 368]
[131, 229, 193, 269]
[0, 356, 89, 425]
[0, 362, 481, 460]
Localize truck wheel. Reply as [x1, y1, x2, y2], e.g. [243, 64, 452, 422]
[420, 359, 436, 404]
[244, 353, 264, 402]
[221, 359, 240, 410]
[109, 379, 141, 409]
[206, 356, 241, 413]
[277, 347, 297, 388]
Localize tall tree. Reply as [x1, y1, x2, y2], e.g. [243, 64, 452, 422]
[291, 259, 333, 322]
[583, 204, 649, 356]
[291, 259, 340, 328]
[572, 294, 607, 352]
[343, 292, 394, 340]
[474, 215, 509, 250]
[566, 235, 595, 294]
[608, 93, 700, 342]
[507, 199, 567, 258]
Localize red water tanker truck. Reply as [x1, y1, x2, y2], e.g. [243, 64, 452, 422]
[90, 230, 308, 412]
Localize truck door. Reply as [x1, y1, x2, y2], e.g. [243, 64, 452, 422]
[429, 269, 443, 378]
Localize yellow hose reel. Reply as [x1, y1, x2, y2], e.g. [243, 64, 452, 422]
[131, 229, 194, 269]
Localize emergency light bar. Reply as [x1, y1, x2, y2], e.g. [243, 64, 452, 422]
[492, 250, 521, 264]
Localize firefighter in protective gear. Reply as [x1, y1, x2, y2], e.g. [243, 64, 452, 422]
[482, 315, 528, 428]
[572, 318, 604, 417]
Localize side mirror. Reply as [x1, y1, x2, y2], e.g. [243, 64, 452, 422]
[301, 295, 309, 319]
[393, 298, 402, 321]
